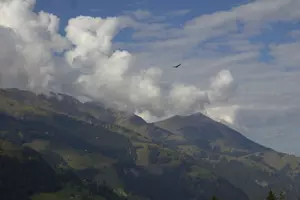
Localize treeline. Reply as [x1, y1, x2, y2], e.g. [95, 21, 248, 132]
[212, 189, 287, 200]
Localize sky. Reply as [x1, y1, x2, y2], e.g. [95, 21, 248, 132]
[0, 0, 300, 155]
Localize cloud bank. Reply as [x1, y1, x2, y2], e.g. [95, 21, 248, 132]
[0, 0, 236, 121]
[113, 0, 300, 155]
[2, 0, 300, 155]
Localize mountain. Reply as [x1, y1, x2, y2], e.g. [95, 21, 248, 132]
[0, 88, 248, 200]
[0, 88, 299, 199]
[155, 114, 300, 200]
[155, 113, 268, 153]
[0, 139, 127, 200]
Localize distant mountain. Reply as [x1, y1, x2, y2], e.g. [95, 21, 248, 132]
[0, 88, 299, 199]
[155, 113, 268, 153]
[155, 113, 300, 200]
[0, 88, 248, 200]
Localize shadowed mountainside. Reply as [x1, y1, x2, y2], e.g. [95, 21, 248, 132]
[0, 88, 300, 199]
[0, 140, 129, 200]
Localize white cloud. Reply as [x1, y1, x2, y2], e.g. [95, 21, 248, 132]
[269, 42, 300, 68]
[0, 0, 236, 124]
[126, 10, 152, 20]
[1, 0, 300, 155]
[204, 104, 238, 125]
[208, 69, 237, 103]
[117, 0, 300, 155]
[0, 0, 70, 92]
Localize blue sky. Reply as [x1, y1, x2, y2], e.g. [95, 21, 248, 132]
[1, 0, 300, 155]
[34, 0, 248, 35]
[34, 0, 300, 62]
[35, 0, 246, 18]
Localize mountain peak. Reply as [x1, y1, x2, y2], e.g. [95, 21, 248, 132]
[155, 111, 267, 153]
[1, 88, 300, 200]
[170, 112, 211, 122]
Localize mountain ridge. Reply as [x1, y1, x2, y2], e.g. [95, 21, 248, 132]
[0, 88, 300, 199]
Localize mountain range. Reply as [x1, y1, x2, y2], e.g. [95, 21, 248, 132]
[0, 88, 300, 200]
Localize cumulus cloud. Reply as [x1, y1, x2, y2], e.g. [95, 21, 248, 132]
[2, 0, 300, 156]
[0, 0, 236, 122]
[0, 0, 70, 93]
[208, 70, 237, 103]
[204, 104, 238, 125]
[116, 0, 300, 156]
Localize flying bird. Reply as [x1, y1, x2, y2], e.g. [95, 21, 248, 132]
[172, 64, 181, 68]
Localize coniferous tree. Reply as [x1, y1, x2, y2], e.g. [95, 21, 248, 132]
[266, 190, 277, 200]
[211, 195, 218, 200]
[279, 191, 285, 200]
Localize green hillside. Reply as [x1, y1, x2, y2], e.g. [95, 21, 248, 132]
[155, 114, 300, 200]
[0, 88, 299, 199]
[0, 140, 127, 200]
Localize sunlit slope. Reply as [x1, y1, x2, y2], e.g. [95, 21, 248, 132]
[0, 88, 248, 200]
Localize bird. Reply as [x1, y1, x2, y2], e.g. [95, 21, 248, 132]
[172, 64, 181, 68]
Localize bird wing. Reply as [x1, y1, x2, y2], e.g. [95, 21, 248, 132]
[172, 64, 181, 68]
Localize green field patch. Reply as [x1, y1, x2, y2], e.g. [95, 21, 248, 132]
[134, 142, 150, 166]
[31, 184, 106, 200]
[23, 139, 49, 152]
[54, 148, 115, 170]
[166, 134, 186, 142]
[0, 140, 24, 159]
[188, 165, 214, 179]
[177, 145, 201, 156]
[0, 97, 49, 117]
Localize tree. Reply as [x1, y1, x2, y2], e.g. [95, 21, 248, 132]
[212, 195, 218, 200]
[279, 191, 285, 200]
[266, 190, 277, 200]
